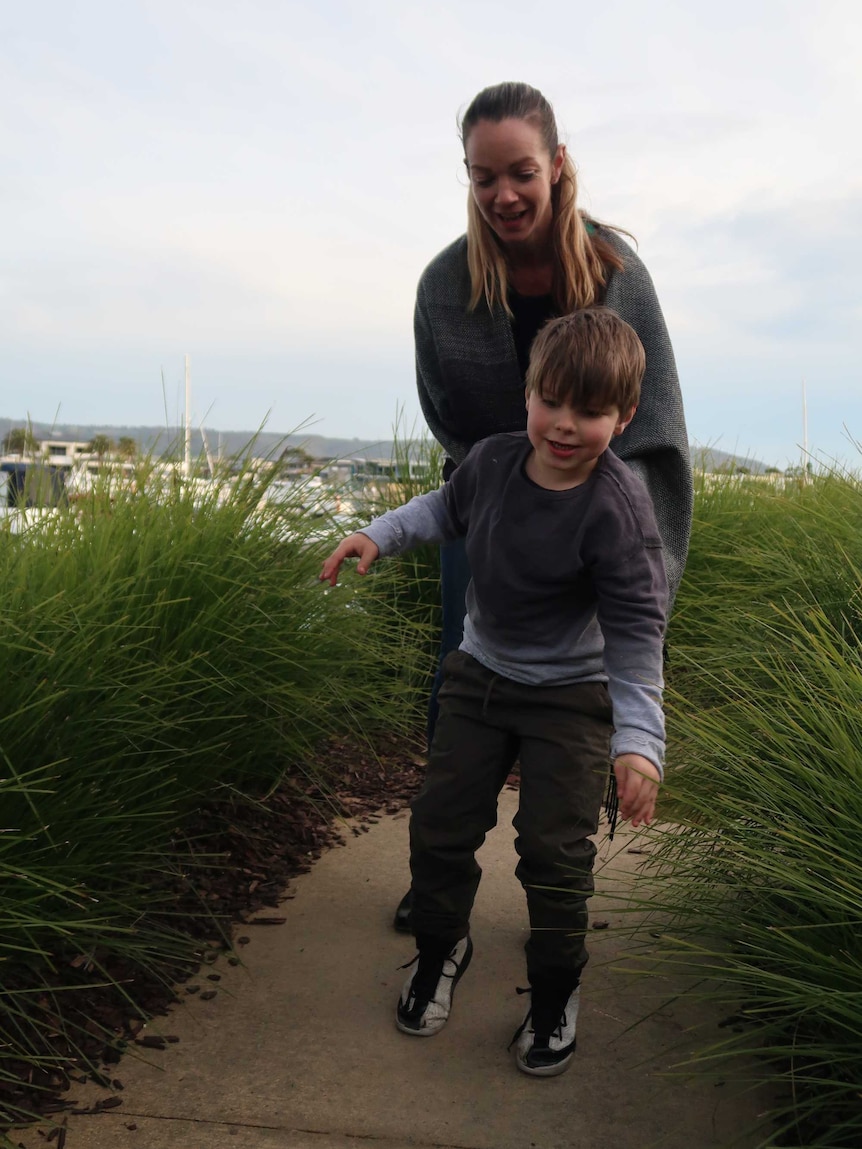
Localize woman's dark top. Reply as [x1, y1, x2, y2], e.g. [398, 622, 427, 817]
[508, 290, 556, 379]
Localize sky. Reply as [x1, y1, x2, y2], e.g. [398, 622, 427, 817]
[1, 0, 860, 469]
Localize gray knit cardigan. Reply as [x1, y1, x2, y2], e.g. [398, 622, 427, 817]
[414, 230, 693, 599]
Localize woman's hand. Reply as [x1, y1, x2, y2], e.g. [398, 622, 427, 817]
[319, 533, 380, 586]
[613, 753, 660, 828]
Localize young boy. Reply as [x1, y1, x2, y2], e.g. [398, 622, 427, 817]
[320, 308, 668, 1077]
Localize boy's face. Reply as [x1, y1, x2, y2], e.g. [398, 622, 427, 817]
[524, 390, 634, 490]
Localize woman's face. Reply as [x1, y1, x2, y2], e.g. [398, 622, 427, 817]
[464, 117, 564, 252]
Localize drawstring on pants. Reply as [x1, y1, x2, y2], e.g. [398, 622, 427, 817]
[480, 674, 499, 720]
[604, 767, 619, 841]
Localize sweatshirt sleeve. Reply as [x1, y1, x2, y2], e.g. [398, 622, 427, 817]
[601, 570, 667, 776]
[588, 486, 669, 776]
[359, 486, 463, 557]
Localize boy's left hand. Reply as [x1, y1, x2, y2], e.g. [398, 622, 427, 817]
[613, 753, 660, 828]
[319, 532, 380, 586]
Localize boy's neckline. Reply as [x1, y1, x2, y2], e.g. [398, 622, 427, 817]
[521, 445, 605, 492]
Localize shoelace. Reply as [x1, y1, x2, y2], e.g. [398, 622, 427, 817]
[507, 986, 567, 1049]
[507, 987, 532, 1050]
[398, 951, 451, 1006]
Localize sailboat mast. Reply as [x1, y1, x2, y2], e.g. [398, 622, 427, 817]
[184, 354, 192, 478]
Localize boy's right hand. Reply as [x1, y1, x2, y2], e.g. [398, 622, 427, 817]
[320, 533, 380, 586]
[613, 753, 660, 828]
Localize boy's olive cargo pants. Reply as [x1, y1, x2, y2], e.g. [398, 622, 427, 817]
[409, 649, 612, 988]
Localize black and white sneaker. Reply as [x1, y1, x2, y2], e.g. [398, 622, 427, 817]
[395, 936, 473, 1037]
[512, 985, 579, 1076]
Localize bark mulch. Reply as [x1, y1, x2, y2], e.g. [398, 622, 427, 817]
[1, 729, 436, 1143]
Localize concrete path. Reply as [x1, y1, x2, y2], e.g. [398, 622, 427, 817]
[18, 790, 767, 1149]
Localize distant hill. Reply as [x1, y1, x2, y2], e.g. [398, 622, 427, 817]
[689, 444, 774, 474]
[0, 418, 410, 463]
[1, 417, 773, 472]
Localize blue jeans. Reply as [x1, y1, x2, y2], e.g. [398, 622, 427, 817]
[426, 536, 471, 748]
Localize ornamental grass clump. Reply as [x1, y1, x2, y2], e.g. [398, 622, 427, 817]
[0, 456, 428, 1126]
[353, 426, 445, 695]
[668, 469, 862, 709]
[642, 469, 862, 1147]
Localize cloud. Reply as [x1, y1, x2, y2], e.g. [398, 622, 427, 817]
[0, 0, 860, 465]
[655, 191, 862, 347]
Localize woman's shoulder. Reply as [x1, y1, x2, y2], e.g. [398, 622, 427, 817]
[591, 222, 661, 313]
[417, 235, 470, 296]
[591, 222, 646, 274]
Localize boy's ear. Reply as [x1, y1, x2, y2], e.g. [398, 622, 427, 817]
[614, 405, 637, 436]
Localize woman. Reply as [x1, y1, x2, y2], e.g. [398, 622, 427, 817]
[394, 80, 692, 931]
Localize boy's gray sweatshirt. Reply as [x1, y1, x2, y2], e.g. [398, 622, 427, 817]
[361, 432, 669, 774]
[413, 230, 692, 602]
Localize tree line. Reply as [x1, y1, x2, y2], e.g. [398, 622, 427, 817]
[2, 429, 139, 460]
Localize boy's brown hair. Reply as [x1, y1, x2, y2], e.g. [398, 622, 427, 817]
[525, 307, 645, 413]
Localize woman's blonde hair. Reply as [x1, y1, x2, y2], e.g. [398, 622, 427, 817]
[460, 82, 626, 316]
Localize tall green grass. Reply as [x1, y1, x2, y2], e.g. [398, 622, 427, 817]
[644, 471, 862, 1147]
[355, 427, 445, 698]
[0, 456, 430, 1126]
[668, 470, 862, 707]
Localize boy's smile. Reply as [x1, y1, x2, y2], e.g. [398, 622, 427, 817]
[524, 392, 634, 490]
